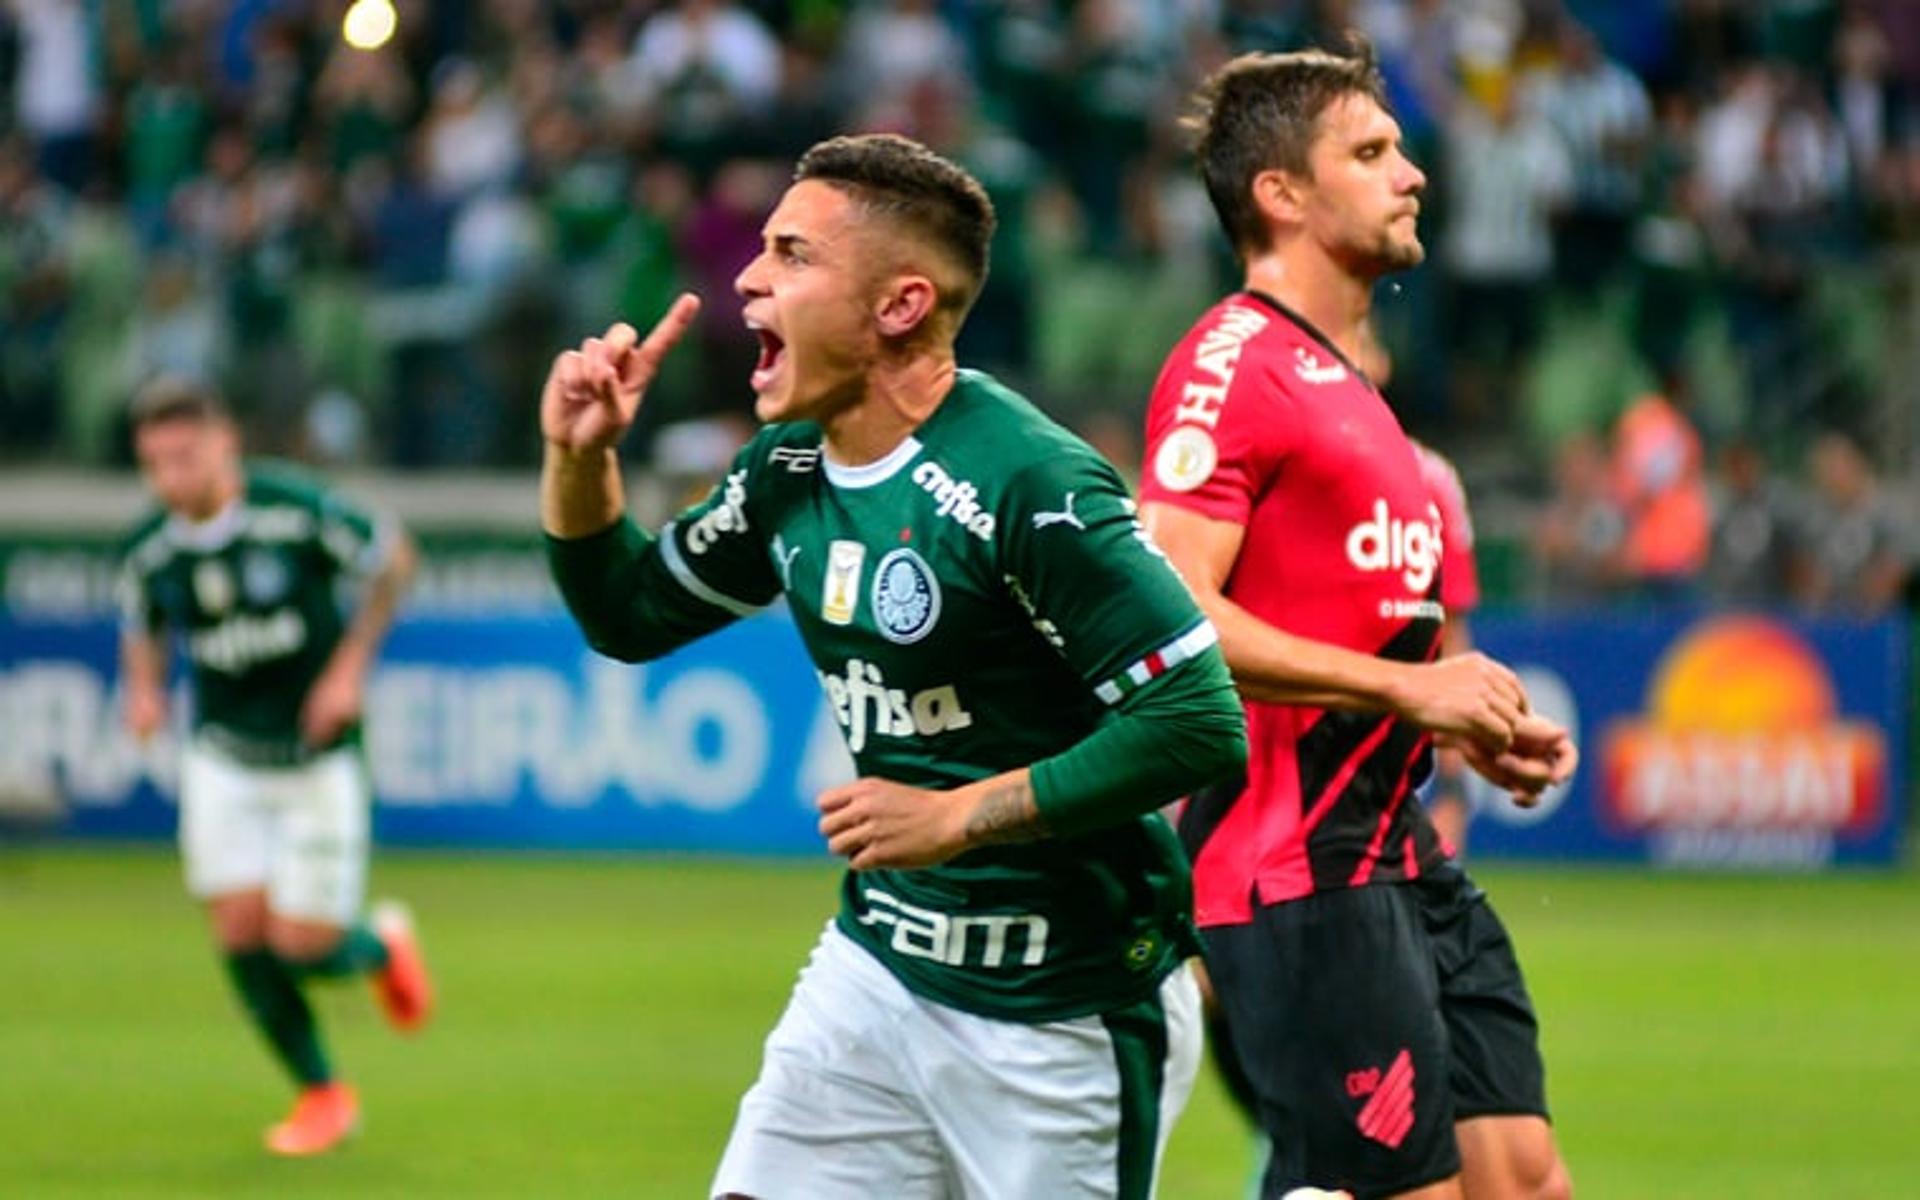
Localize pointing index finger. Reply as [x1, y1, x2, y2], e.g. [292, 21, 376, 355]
[635, 294, 701, 363]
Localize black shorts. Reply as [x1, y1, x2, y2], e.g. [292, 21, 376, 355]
[1201, 865, 1547, 1199]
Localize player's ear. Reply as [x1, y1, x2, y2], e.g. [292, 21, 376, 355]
[1251, 168, 1306, 227]
[874, 273, 938, 339]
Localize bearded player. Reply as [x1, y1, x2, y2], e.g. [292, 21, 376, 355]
[1139, 46, 1577, 1200]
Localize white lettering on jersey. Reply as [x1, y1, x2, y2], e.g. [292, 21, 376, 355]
[1174, 304, 1268, 429]
[1118, 496, 1172, 562]
[767, 446, 820, 473]
[910, 461, 996, 541]
[1379, 597, 1446, 621]
[1031, 492, 1085, 532]
[818, 659, 973, 754]
[1002, 574, 1065, 650]
[1293, 346, 1349, 385]
[685, 470, 750, 554]
[1345, 498, 1444, 593]
[189, 609, 307, 673]
[856, 887, 1050, 968]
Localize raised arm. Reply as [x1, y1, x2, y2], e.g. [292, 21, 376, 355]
[541, 295, 702, 538]
[541, 297, 785, 663]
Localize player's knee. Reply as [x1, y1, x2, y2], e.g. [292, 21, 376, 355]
[266, 923, 343, 964]
[1508, 1142, 1570, 1200]
[1460, 1116, 1565, 1200]
[1533, 1156, 1572, 1200]
[206, 893, 268, 950]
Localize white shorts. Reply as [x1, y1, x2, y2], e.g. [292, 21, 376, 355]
[178, 739, 370, 925]
[711, 922, 1203, 1200]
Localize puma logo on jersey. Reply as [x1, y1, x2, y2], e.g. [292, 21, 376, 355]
[771, 535, 802, 590]
[686, 470, 750, 554]
[818, 658, 973, 753]
[911, 461, 996, 541]
[1346, 498, 1442, 593]
[1174, 304, 1268, 429]
[1294, 346, 1349, 385]
[1031, 492, 1085, 532]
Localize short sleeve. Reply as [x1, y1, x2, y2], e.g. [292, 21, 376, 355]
[314, 487, 389, 578]
[116, 558, 160, 637]
[1139, 350, 1293, 525]
[999, 451, 1217, 708]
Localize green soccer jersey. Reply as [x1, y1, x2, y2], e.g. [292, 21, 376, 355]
[118, 462, 391, 765]
[561, 371, 1225, 1021]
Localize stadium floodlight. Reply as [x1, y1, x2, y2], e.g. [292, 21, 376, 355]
[342, 0, 397, 51]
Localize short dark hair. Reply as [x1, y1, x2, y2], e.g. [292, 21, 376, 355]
[1186, 41, 1389, 258]
[130, 376, 229, 430]
[795, 133, 996, 319]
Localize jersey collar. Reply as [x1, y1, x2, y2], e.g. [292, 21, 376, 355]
[822, 435, 924, 490]
[164, 497, 246, 552]
[1239, 289, 1376, 391]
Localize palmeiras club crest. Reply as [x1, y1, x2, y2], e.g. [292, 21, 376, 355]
[870, 548, 941, 644]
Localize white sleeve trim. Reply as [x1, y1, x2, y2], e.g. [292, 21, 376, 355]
[658, 521, 766, 618]
[1092, 620, 1221, 706]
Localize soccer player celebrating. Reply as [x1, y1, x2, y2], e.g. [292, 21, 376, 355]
[119, 379, 432, 1156]
[542, 133, 1247, 1198]
[1138, 47, 1577, 1200]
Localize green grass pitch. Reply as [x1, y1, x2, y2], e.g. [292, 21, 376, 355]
[3, 848, 1918, 1198]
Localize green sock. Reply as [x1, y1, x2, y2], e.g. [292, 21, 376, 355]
[282, 923, 390, 981]
[223, 949, 332, 1086]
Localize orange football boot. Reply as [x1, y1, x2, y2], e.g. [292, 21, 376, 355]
[370, 900, 435, 1033]
[264, 1082, 359, 1156]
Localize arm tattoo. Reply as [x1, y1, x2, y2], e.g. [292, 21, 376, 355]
[964, 780, 1049, 848]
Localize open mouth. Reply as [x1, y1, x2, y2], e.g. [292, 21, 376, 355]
[749, 325, 786, 392]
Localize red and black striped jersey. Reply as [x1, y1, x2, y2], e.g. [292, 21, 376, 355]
[1141, 291, 1452, 927]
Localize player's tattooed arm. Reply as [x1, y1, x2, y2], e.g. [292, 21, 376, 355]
[963, 775, 1050, 848]
[817, 769, 1050, 870]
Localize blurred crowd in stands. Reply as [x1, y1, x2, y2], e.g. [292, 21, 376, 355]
[1532, 387, 1911, 614]
[2, 0, 1916, 609]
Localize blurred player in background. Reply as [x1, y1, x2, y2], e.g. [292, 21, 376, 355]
[1355, 325, 1486, 854]
[1139, 45, 1577, 1200]
[1410, 437, 1482, 852]
[542, 133, 1247, 1200]
[118, 378, 431, 1156]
